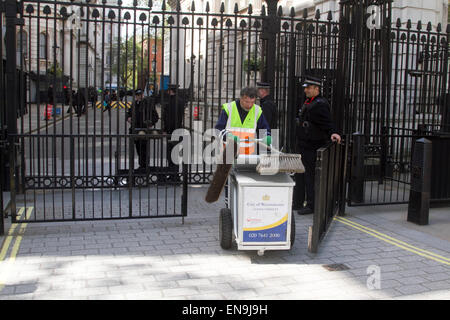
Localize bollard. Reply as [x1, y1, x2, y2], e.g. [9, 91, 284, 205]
[350, 132, 365, 203]
[407, 138, 432, 225]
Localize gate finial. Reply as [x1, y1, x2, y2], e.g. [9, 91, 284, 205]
[277, 5, 283, 17]
[315, 9, 320, 19]
[417, 20, 422, 30]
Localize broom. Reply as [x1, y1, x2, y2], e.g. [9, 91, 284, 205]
[255, 140, 305, 175]
[205, 134, 240, 203]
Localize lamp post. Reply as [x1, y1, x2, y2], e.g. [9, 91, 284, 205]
[261, 0, 280, 92]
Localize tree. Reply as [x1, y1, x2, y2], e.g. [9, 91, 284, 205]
[111, 36, 149, 89]
[47, 62, 63, 77]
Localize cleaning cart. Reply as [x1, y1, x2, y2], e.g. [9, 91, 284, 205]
[217, 137, 303, 256]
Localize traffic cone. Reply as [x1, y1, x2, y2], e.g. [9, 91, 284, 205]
[193, 106, 199, 120]
[43, 104, 53, 120]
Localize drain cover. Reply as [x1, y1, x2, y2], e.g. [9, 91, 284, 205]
[322, 263, 350, 271]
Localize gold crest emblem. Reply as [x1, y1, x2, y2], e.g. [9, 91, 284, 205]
[262, 194, 270, 201]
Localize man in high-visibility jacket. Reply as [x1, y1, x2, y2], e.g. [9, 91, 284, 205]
[215, 87, 271, 155]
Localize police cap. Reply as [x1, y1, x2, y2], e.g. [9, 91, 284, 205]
[302, 76, 322, 87]
[256, 82, 271, 89]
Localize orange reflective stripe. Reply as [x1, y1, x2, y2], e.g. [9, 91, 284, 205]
[231, 130, 256, 154]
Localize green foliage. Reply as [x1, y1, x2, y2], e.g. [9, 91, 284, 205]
[47, 62, 63, 77]
[243, 57, 262, 72]
[111, 36, 149, 88]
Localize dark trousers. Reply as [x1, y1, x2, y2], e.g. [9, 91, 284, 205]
[166, 141, 178, 172]
[293, 145, 320, 210]
[135, 140, 148, 168]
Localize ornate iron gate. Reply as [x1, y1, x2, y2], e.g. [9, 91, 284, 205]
[5, 0, 194, 223]
[339, 1, 449, 206]
[2, 0, 448, 229]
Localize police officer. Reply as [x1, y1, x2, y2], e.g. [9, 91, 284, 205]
[256, 82, 278, 129]
[162, 84, 186, 177]
[127, 89, 159, 169]
[294, 76, 341, 215]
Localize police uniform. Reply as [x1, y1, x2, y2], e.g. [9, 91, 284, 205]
[162, 84, 186, 174]
[127, 89, 159, 169]
[293, 76, 339, 214]
[256, 82, 278, 129]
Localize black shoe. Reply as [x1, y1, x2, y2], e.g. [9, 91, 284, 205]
[297, 207, 314, 215]
[168, 174, 181, 183]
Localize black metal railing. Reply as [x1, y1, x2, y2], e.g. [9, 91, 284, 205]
[308, 139, 348, 254]
[1, 0, 448, 225]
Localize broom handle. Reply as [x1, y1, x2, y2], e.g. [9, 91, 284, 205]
[240, 138, 283, 154]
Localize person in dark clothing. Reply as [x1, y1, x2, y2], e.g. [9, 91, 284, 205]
[76, 88, 87, 116]
[127, 89, 160, 169]
[103, 89, 111, 112]
[47, 84, 54, 105]
[162, 84, 186, 175]
[111, 90, 117, 102]
[256, 82, 277, 129]
[162, 84, 186, 135]
[88, 86, 97, 108]
[67, 90, 76, 114]
[293, 76, 341, 215]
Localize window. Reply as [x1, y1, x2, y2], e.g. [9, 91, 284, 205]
[237, 39, 246, 87]
[17, 30, 28, 60]
[39, 33, 47, 59]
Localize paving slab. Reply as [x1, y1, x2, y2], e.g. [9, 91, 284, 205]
[0, 185, 449, 300]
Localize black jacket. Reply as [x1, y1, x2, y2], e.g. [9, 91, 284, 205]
[260, 95, 277, 129]
[162, 95, 186, 134]
[127, 97, 159, 133]
[297, 95, 337, 148]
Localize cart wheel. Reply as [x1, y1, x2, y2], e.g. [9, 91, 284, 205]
[219, 208, 233, 250]
[290, 212, 296, 247]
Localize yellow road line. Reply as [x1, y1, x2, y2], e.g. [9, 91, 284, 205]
[0, 207, 32, 292]
[336, 216, 450, 262]
[334, 216, 450, 266]
[0, 207, 24, 261]
[9, 207, 33, 262]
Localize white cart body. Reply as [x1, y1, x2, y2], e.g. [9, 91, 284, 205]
[228, 168, 295, 255]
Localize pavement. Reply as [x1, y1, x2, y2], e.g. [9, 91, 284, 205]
[0, 185, 449, 300]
